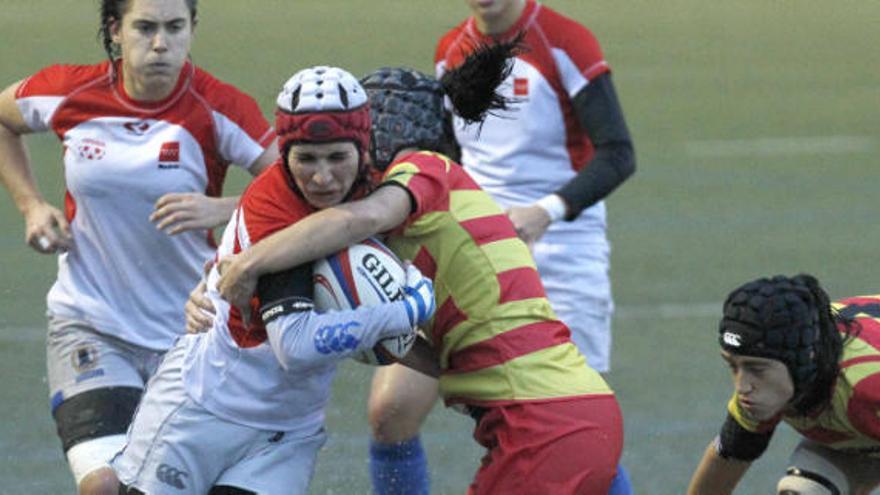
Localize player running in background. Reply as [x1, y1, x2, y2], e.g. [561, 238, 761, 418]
[215, 46, 625, 494]
[0, 0, 276, 493]
[112, 66, 435, 494]
[687, 274, 880, 494]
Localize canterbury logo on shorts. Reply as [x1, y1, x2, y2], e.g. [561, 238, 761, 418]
[156, 463, 189, 490]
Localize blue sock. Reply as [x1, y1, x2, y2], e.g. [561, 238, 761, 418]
[369, 436, 430, 495]
[608, 464, 634, 495]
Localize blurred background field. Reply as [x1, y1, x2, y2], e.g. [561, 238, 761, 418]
[1, 1, 878, 493]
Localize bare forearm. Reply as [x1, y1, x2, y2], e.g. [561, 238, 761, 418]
[209, 195, 240, 227]
[243, 186, 410, 278]
[245, 201, 383, 278]
[0, 124, 42, 215]
[687, 443, 750, 495]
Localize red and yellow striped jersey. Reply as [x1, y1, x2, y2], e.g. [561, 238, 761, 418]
[729, 295, 880, 456]
[381, 151, 611, 406]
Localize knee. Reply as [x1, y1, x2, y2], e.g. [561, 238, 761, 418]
[78, 466, 120, 495]
[368, 395, 425, 443]
[777, 467, 846, 495]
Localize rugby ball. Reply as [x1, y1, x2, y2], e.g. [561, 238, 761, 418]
[312, 238, 416, 365]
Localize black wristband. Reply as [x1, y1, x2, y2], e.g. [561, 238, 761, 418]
[716, 413, 773, 461]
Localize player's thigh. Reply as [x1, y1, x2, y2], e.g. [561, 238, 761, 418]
[47, 317, 156, 479]
[779, 439, 880, 495]
[47, 316, 152, 404]
[368, 363, 439, 438]
[216, 427, 327, 495]
[113, 341, 255, 494]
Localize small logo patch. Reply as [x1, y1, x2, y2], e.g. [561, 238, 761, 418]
[159, 141, 180, 162]
[156, 463, 189, 490]
[158, 142, 180, 169]
[314, 321, 361, 354]
[123, 121, 150, 135]
[71, 345, 99, 372]
[723, 332, 742, 347]
[77, 138, 106, 161]
[513, 77, 529, 96]
[307, 120, 333, 139]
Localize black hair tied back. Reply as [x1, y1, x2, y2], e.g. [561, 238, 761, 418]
[440, 33, 523, 125]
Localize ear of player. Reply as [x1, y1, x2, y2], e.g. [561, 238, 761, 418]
[401, 264, 436, 328]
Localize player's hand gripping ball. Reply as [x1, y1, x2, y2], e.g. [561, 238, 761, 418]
[312, 238, 430, 365]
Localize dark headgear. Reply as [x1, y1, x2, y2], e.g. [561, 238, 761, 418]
[719, 275, 821, 394]
[360, 68, 447, 171]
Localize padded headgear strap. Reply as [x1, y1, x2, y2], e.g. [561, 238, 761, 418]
[719, 275, 820, 394]
[360, 67, 447, 171]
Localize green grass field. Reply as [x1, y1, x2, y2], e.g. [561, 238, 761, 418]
[1, 1, 879, 493]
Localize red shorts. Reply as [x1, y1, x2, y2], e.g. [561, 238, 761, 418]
[467, 395, 623, 495]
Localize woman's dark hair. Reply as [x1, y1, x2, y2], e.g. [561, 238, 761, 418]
[98, 0, 198, 61]
[439, 33, 523, 125]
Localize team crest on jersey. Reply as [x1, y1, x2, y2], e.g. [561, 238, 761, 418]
[158, 141, 180, 169]
[513, 77, 529, 97]
[77, 138, 106, 161]
[123, 120, 151, 135]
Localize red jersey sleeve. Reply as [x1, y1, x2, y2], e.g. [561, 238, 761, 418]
[539, 8, 610, 81]
[381, 152, 452, 231]
[238, 164, 311, 247]
[15, 63, 110, 132]
[434, 23, 468, 70]
[191, 68, 274, 168]
[16, 63, 108, 98]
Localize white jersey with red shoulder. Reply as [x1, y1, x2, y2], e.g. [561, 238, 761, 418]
[182, 163, 335, 434]
[15, 60, 273, 350]
[435, 0, 609, 231]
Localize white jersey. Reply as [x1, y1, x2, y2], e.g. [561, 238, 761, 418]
[16, 61, 273, 351]
[436, 1, 616, 369]
[435, 0, 610, 236]
[183, 165, 413, 432]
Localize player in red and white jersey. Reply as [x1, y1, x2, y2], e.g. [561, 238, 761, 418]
[0, 1, 276, 493]
[688, 275, 880, 495]
[436, 0, 635, 376]
[112, 66, 435, 494]
[433, 1, 636, 493]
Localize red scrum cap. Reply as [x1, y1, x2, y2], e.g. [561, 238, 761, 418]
[275, 66, 371, 162]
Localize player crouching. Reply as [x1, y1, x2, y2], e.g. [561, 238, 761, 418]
[687, 274, 880, 494]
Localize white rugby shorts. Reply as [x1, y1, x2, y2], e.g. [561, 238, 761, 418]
[532, 232, 613, 372]
[112, 338, 327, 494]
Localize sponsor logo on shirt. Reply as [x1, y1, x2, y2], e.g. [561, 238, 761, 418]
[77, 138, 106, 161]
[722, 331, 742, 347]
[158, 141, 180, 169]
[513, 77, 529, 96]
[123, 120, 151, 135]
